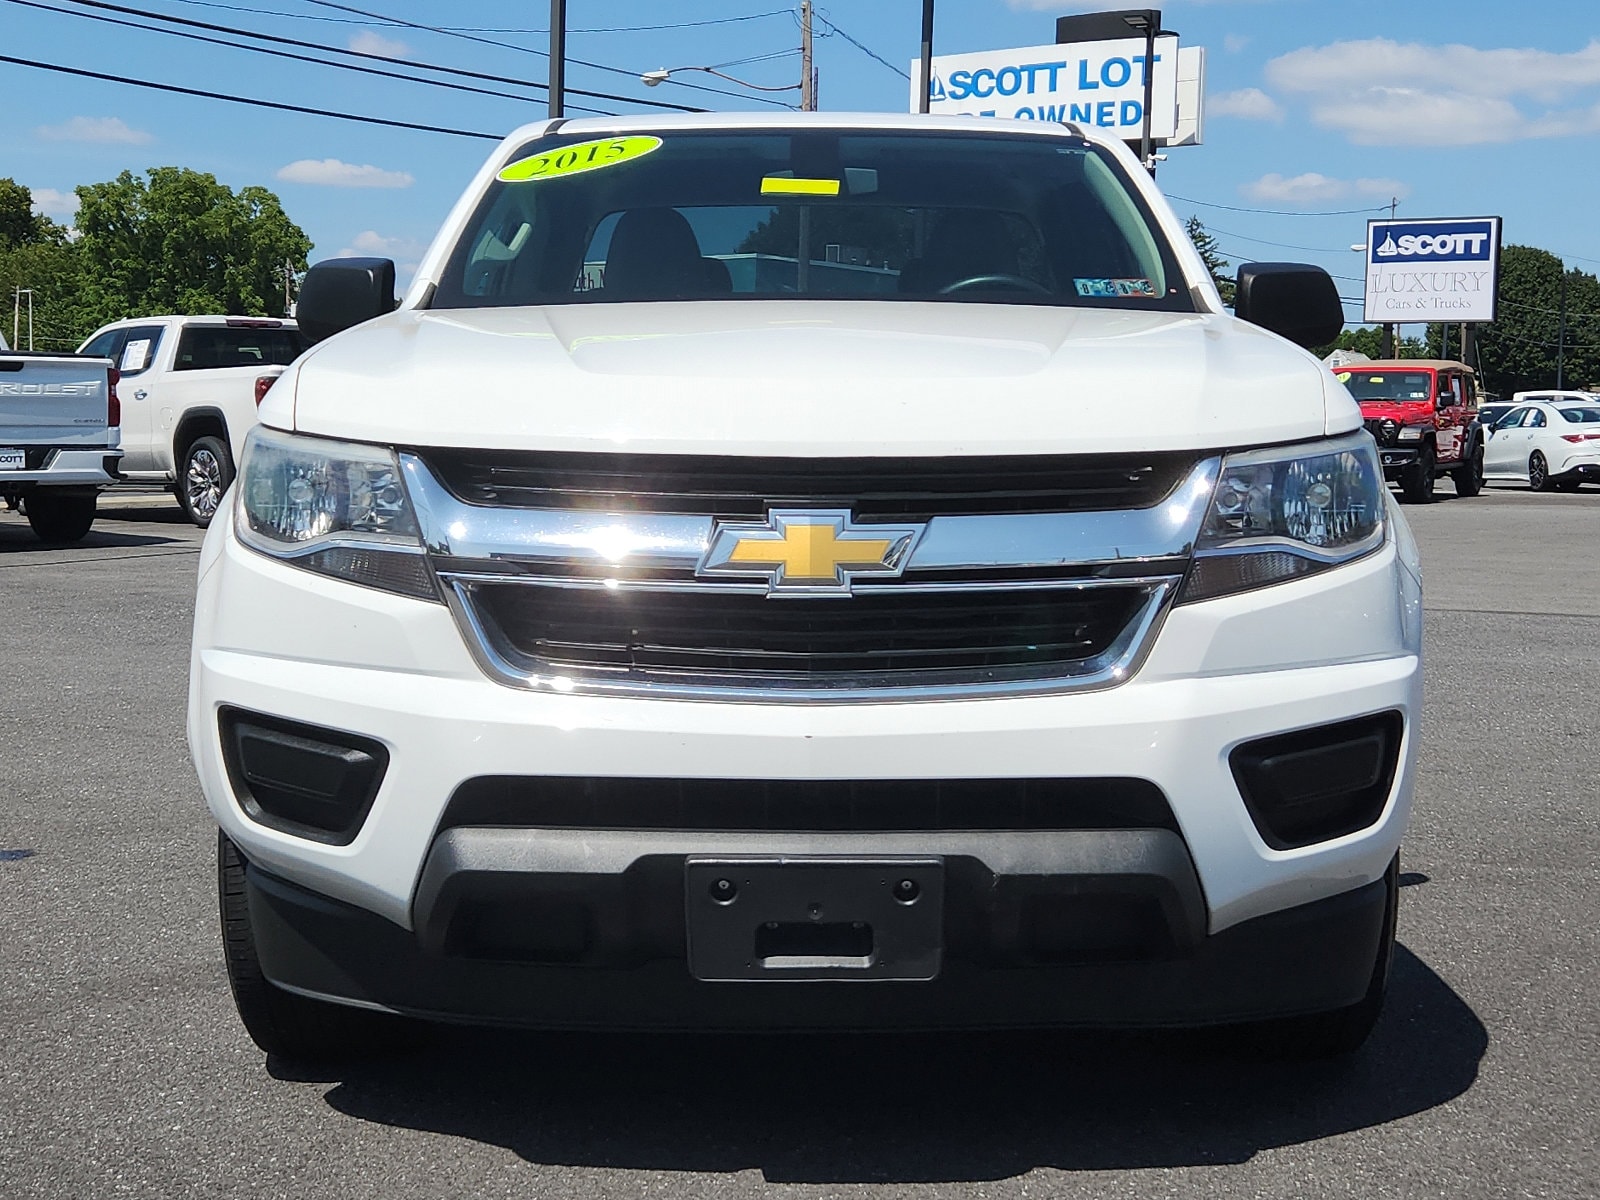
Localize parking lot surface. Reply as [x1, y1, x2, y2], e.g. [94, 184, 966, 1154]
[2, 486, 1597, 1198]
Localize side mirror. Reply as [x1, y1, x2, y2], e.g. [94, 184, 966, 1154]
[295, 257, 397, 344]
[1233, 263, 1345, 351]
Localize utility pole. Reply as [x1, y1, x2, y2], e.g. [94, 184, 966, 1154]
[800, 1, 815, 111]
[548, 0, 566, 118]
[1556, 266, 1568, 389]
[1381, 194, 1399, 358]
[916, 0, 934, 114]
[797, 1, 816, 294]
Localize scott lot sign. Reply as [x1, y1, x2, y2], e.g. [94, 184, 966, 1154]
[912, 37, 1180, 138]
[1364, 217, 1502, 324]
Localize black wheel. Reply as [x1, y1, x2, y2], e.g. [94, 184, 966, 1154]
[1399, 443, 1436, 504]
[24, 492, 97, 542]
[218, 831, 415, 1061]
[1452, 443, 1484, 497]
[1231, 854, 1399, 1060]
[1529, 451, 1554, 492]
[179, 435, 234, 527]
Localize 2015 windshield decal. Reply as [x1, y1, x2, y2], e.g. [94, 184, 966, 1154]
[497, 136, 663, 183]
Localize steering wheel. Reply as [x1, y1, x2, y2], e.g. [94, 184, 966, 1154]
[936, 273, 1052, 296]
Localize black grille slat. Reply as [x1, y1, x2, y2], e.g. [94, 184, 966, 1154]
[422, 449, 1200, 518]
[441, 776, 1180, 834]
[472, 584, 1146, 680]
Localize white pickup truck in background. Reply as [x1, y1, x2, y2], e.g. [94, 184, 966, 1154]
[77, 316, 305, 525]
[0, 329, 122, 542]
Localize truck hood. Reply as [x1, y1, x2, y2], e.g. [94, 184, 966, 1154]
[276, 302, 1356, 456]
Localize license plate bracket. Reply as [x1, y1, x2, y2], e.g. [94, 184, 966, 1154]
[685, 856, 944, 982]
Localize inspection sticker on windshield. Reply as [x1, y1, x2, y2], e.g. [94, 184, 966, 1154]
[761, 176, 842, 196]
[1074, 278, 1157, 298]
[498, 136, 663, 183]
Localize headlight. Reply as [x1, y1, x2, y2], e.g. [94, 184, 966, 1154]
[234, 426, 439, 601]
[1179, 432, 1385, 604]
[1397, 426, 1424, 442]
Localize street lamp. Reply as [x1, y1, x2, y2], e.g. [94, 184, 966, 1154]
[640, 66, 802, 96]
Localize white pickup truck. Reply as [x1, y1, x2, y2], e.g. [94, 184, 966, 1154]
[189, 113, 1422, 1062]
[0, 330, 121, 542]
[76, 316, 304, 525]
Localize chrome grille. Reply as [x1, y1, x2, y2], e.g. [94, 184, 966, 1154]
[402, 451, 1219, 702]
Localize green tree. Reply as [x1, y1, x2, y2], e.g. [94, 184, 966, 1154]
[1430, 245, 1600, 394]
[0, 179, 89, 349]
[1309, 326, 1427, 361]
[74, 167, 310, 325]
[1184, 216, 1234, 305]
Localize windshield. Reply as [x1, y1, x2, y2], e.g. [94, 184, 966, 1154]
[1336, 371, 1435, 402]
[431, 129, 1194, 310]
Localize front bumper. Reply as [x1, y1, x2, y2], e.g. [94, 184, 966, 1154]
[244, 849, 1391, 1029]
[191, 500, 1422, 1027]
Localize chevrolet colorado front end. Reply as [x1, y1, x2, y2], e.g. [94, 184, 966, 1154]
[189, 114, 1421, 1060]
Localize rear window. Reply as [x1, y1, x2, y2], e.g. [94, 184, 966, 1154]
[1557, 405, 1600, 423]
[175, 326, 305, 371]
[432, 129, 1195, 311]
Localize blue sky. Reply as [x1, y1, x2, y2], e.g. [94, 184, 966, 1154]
[5, 0, 1598, 329]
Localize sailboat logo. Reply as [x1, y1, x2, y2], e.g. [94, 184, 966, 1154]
[927, 70, 947, 103]
[1375, 233, 1400, 258]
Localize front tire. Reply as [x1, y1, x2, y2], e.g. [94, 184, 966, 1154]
[179, 435, 233, 527]
[1399, 443, 1436, 504]
[1529, 451, 1554, 492]
[1452, 443, 1484, 497]
[218, 831, 414, 1062]
[24, 492, 97, 542]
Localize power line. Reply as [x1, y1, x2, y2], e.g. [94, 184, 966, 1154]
[1171, 193, 1393, 218]
[52, 0, 705, 112]
[165, 0, 794, 35]
[1192, 220, 1350, 255]
[4, 0, 620, 115]
[812, 10, 910, 80]
[301, 0, 794, 107]
[0, 52, 505, 138]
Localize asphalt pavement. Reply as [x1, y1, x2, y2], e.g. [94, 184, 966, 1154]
[1, 483, 1596, 1198]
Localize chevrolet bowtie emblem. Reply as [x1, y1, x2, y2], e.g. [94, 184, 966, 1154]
[698, 510, 924, 597]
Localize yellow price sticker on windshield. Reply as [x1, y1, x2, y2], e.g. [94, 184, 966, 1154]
[498, 136, 663, 183]
[761, 176, 841, 196]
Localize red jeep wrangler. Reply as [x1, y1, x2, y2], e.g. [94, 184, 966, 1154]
[1332, 359, 1485, 503]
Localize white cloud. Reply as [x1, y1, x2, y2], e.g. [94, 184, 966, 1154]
[1224, 34, 1250, 54]
[35, 116, 152, 144]
[29, 188, 79, 221]
[349, 30, 409, 58]
[1264, 37, 1600, 146]
[1241, 173, 1411, 205]
[335, 230, 426, 261]
[276, 159, 414, 189]
[1210, 87, 1282, 120]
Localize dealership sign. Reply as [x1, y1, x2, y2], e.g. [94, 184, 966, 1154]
[911, 37, 1181, 138]
[1363, 217, 1502, 324]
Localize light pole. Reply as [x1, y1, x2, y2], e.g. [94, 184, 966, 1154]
[917, 0, 934, 114]
[549, 0, 565, 118]
[1121, 11, 1162, 175]
[640, 66, 802, 97]
[12, 287, 33, 350]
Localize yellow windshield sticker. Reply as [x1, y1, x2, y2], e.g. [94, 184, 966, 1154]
[1335, 372, 1352, 382]
[761, 176, 841, 196]
[498, 136, 663, 183]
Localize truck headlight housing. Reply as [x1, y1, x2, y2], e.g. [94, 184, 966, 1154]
[1397, 426, 1424, 442]
[1179, 431, 1385, 604]
[234, 426, 439, 601]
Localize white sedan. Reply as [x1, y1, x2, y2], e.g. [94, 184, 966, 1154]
[1484, 400, 1600, 491]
